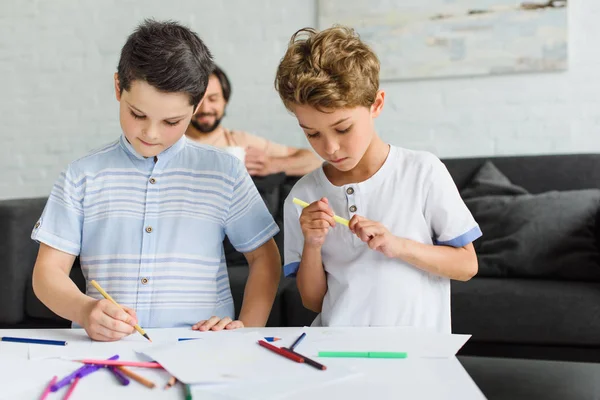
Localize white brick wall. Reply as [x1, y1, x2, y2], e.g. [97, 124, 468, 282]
[1, 0, 598, 200]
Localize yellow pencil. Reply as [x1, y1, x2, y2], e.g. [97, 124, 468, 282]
[292, 198, 350, 227]
[89, 280, 152, 342]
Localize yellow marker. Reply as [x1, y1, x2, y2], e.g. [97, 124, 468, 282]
[90, 280, 152, 342]
[292, 198, 350, 227]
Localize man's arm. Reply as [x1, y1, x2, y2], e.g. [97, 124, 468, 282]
[246, 147, 321, 177]
[269, 148, 322, 176]
[238, 238, 282, 326]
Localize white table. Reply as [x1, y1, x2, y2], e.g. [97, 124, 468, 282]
[0, 327, 485, 400]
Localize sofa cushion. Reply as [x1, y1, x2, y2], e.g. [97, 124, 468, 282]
[463, 163, 600, 281]
[452, 278, 600, 346]
[0, 197, 47, 324]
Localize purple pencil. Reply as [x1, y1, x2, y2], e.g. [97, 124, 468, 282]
[108, 366, 130, 385]
[51, 354, 119, 392]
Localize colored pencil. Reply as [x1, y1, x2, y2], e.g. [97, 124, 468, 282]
[282, 347, 327, 370]
[117, 366, 156, 389]
[108, 366, 130, 385]
[1, 337, 67, 346]
[52, 355, 119, 392]
[258, 340, 304, 363]
[293, 198, 350, 227]
[164, 375, 177, 390]
[289, 332, 306, 351]
[79, 359, 162, 368]
[318, 351, 407, 358]
[178, 338, 199, 341]
[264, 337, 282, 342]
[185, 384, 193, 400]
[40, 376, 57, 400]
[62, 377, 80, 400]
[90, 280, 152, 342]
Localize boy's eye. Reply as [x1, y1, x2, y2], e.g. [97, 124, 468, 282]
[130, 111, 146, 120]
[165, 120, 181, 127]
[336, 126, 352, 134]
[306, 132, 320, 139]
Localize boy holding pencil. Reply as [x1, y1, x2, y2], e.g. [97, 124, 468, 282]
[31, 20, 281, 341]
[276, 26, 481, 332]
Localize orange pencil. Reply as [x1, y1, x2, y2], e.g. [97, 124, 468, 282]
[164, 376, 177, 390]
[90, 280, 152, 342]
[116, 366, 156, 389]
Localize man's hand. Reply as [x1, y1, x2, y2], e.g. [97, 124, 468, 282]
[192, 316, 244, 331]
[81, 299, 137, 342]
[299, 197, 336, 247]
[245, 147, 273, 176]
[349, 215, 401, 258]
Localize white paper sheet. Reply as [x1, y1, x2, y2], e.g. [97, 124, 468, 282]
[142, 332, 360, 386]
[291, 327, 470, 358]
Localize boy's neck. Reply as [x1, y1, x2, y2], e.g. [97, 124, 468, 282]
[325, 135, 390, 186]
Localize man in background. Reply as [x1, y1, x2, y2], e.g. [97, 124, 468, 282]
[186, 65, 321, 176]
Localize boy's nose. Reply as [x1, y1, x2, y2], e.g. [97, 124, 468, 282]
[324, 139, 340, 155]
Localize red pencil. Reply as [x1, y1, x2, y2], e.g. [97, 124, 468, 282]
[63, 377, 80, 400]
[77, 359, 162, 368]
[40, 376, 57, 400]
[257, 340, 304, 363]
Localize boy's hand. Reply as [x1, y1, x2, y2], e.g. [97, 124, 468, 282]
[349, 215, 401, 258]
[81, 299, 137, 342]
[299, 197, 336, 247]
[192, 317, 244, 331]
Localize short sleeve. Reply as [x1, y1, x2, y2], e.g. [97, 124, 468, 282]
[225, 161, 280, 253]
[31, 165, 84, 255]
[424, 157, 482, 247]
[283, 194, 304, 277]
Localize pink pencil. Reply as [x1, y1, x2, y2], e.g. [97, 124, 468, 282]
[78, 359, 162, 369]
[40, 376, 57, 400]
[63, 377, 80, 400]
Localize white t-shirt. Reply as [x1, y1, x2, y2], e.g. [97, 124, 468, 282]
[283, 145, 481, 333]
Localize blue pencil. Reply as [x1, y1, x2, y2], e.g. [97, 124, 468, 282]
[289, 332, 306, 351]
[264, 337, 282, 342]
[1, 337, 67, 346]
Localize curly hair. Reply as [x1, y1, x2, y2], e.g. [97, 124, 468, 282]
[275, 25, 380, 112]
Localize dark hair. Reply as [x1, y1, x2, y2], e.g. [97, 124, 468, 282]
[212, 65, 232, 103]
[117, 19, 214, 106]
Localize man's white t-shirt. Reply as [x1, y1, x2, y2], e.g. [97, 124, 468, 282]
[283, 145, 482, 333]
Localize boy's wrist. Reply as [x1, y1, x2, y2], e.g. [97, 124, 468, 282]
[76, 296, 96, 327]
[392, 236, 409, 260]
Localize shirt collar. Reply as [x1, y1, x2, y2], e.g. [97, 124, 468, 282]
[119, 134, 188, 165]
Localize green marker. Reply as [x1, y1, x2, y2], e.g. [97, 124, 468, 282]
[318, 351, 407, 359]
[185, 384, 193, 400]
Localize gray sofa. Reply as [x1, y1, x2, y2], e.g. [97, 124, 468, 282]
[2, 154, 600, 362]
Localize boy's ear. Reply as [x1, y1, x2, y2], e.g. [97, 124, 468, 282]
[370, 90, 385, 118]
[114, 73, 122, 101]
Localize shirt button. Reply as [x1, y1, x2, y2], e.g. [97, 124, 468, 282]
[349, 205, 357, 213]
[149, 177, 156, 184]
[145, 226, 153, 233]
[141, 277, 149, 285]
[346, 187, 354, 195]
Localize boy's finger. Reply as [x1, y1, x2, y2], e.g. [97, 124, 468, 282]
[210, 317, 232, 331]
[100, 301, 133, 324]
[225, 320, 244, 330]
[198, 316, 221, 331]
[192, 320, 207, 330]
[98, 312, 135, 335]
[121, 306, 138, 326]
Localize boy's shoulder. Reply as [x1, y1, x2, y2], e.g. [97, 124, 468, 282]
[391, 145, 441, 168]
[287, 166, 324, 197]
[66, 139, 122, 173]
[183, 139, 245, 170]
